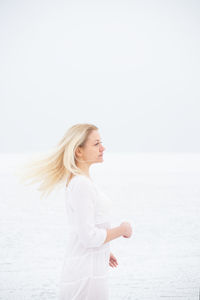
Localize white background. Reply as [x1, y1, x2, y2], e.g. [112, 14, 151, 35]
[1, 0, 200, 153]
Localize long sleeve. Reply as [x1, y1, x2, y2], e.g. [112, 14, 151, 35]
[71, 177, 107, 249]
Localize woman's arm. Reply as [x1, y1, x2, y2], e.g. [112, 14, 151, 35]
[103, 222, 132, 244]
[103, 226, 124, 244]
[71, 177, 108, 249]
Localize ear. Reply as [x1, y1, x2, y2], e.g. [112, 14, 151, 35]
[75, 146, 83, 158]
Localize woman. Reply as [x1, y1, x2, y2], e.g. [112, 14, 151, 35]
[17, 123, 132, 299]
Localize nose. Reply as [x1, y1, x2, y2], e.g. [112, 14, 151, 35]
[101, 145, 105, 151]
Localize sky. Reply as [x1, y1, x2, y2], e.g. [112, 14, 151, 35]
[0, 0, 200, 153]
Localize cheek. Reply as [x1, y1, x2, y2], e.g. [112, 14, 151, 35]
[83, 149, 94, 159]
[90, 149, 98, 158]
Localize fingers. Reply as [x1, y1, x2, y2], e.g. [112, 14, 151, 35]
[109, 258, 118, 268]
[109, 261, 118, 268]
[109, 253, 118, 268]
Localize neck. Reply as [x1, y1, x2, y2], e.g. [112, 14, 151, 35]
[66, 165, 91, 187]
[76, 161, 91, 178]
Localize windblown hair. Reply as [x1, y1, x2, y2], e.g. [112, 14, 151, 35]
[16, 123, 98, 199]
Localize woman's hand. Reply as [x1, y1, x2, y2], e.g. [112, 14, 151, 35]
[109, 252, 118, 268]
[120, 222, 132, 238]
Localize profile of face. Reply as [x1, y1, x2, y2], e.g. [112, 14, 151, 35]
[75, 130, 105, 165]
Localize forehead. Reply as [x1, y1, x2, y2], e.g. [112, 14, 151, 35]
[87, 130, 101, 141]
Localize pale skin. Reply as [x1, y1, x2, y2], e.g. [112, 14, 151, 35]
[72, 129, 133, 268]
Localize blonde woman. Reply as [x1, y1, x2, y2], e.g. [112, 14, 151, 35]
[17, 123, 132, 300]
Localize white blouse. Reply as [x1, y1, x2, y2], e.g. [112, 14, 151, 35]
[59, 175, 112, 300]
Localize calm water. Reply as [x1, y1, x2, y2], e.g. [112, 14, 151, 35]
[0, 153, 200, 299]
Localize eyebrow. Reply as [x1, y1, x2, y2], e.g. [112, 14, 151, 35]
[95, 139, 101, 142]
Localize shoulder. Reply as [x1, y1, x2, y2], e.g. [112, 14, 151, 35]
[69, 175, 94, 190]
[69, 176, 98, 202]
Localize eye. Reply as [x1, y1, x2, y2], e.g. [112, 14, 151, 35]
[95, 141, 103, 146]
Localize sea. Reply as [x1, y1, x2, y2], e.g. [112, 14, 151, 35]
[0, 152, 200, 300]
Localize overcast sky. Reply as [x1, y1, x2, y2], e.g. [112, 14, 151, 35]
[1, 0, 200, 153]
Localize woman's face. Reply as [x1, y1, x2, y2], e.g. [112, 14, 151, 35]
[77, 130, 105, 164]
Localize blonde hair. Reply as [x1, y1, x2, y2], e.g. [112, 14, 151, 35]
[15, 123, 98, 199]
